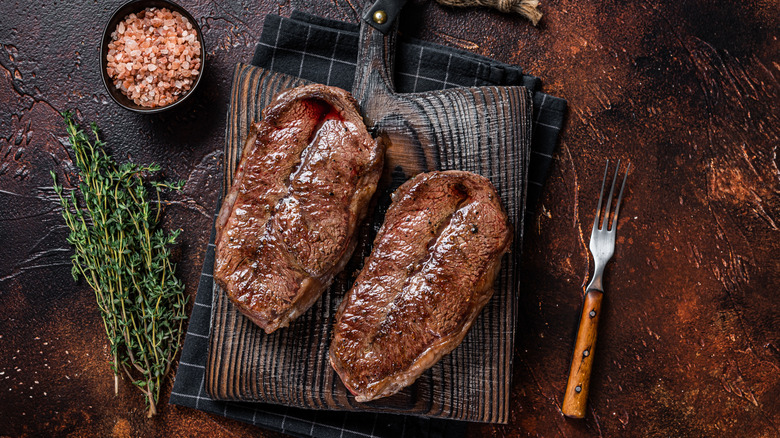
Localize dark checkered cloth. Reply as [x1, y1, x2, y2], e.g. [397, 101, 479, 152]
[170, 10, 567, 438]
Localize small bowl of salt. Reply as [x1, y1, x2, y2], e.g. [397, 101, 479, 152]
[100, 0, 206, 113]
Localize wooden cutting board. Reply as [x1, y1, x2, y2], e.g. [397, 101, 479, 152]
[206, 7, 533, 423]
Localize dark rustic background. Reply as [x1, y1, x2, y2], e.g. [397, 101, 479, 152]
[1, 0, 778, 437]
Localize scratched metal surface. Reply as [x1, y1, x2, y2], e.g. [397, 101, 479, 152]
[1, 0, 778, 437]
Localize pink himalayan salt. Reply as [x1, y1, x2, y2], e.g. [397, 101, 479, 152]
[106, 7, 201, 108]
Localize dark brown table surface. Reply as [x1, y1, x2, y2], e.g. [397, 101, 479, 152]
[1, 0, 778, 437]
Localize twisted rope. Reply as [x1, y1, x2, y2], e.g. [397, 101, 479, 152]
[435, 0, 542, 25]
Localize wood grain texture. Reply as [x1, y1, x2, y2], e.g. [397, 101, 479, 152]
[562, 289, 603, 418]
[205, 27, 533, 421]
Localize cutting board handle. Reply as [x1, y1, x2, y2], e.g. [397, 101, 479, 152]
[350, 0, 533, 182]
[352, 0, 403, 127]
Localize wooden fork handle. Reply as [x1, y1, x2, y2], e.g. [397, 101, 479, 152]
[562, 289, 604, 418]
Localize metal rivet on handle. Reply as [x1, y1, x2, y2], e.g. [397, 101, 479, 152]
[589, 310, 597, 318]
[583, 349, 590, 357]
[373, 10, 387, 24]
[575, 385, 582, 393]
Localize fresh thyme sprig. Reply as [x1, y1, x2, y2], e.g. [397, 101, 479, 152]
[51, 112, 188, 417]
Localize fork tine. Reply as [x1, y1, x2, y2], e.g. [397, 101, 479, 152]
[601, 159, 621, 230]
[610, 162, 630, 231]
[594, 160, 610, 230]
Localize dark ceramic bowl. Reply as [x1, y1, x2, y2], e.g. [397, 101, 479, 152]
[100, 0, 205, 114]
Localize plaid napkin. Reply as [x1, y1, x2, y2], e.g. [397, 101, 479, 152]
[170, 10, 566, 438]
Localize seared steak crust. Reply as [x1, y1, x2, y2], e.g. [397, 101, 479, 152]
[330, 170, 513, 402]
[214, 84, 383, 334]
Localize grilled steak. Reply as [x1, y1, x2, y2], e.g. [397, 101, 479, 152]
[329, 170, 512, 402]
[214, 84, 383, 334]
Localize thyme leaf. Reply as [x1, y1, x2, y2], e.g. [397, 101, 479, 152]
[51, 112, 188, 417]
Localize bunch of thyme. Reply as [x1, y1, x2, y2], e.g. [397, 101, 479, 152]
[51, 112, 188, 417]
